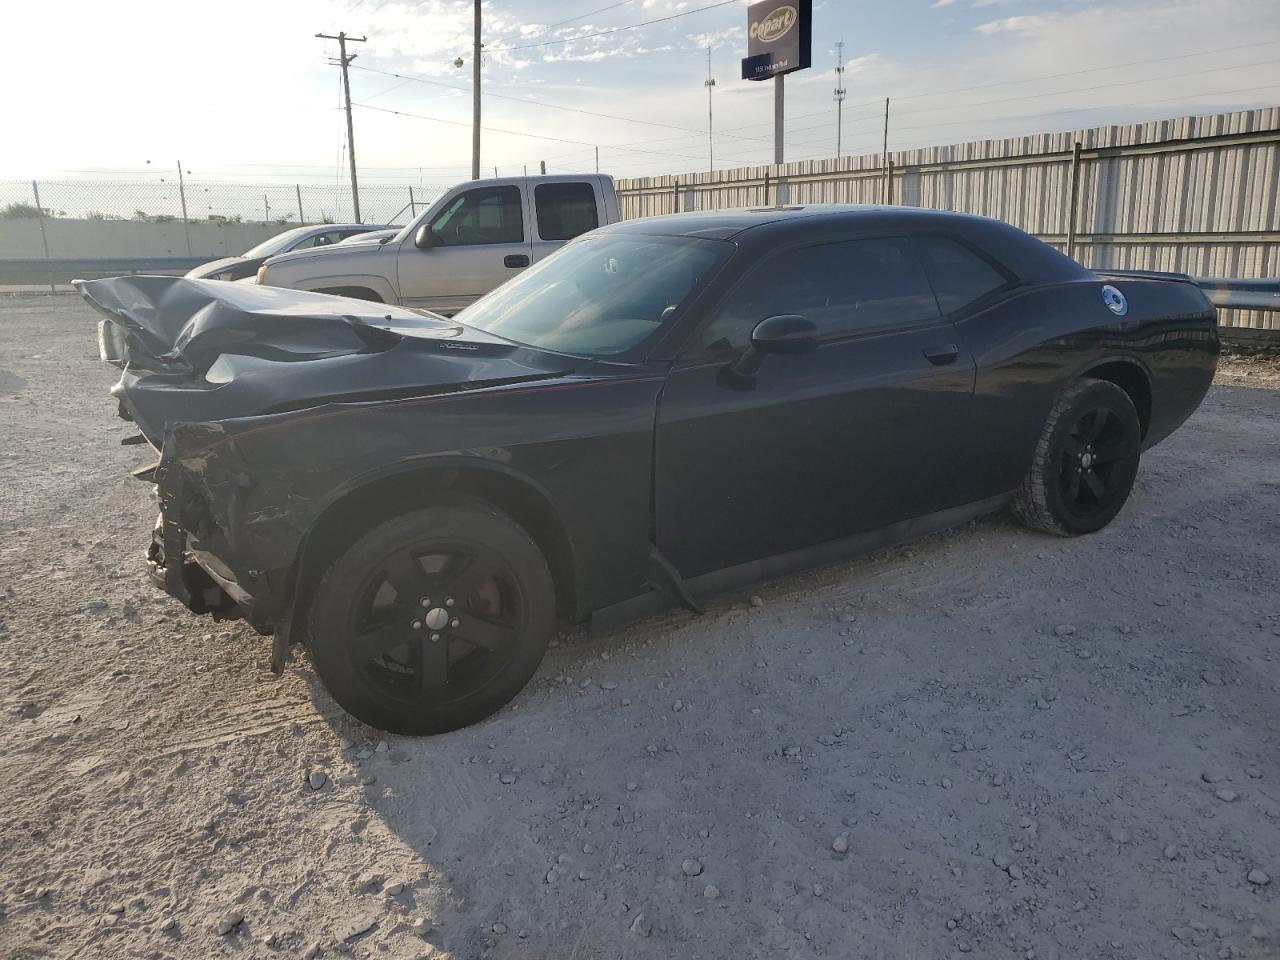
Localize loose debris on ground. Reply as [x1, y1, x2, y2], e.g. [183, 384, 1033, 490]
[2, 297, 1278, 959]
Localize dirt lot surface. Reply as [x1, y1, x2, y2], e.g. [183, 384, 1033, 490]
[1, 294, 1278, 960]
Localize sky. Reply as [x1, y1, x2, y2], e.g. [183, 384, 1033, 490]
[4, 0, 1280, 188]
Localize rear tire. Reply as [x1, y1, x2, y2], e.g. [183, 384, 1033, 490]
[307, 503, 555, 734]
[1011, 378, 1142, 537]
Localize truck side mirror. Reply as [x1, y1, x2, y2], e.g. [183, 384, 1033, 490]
[414, 224, 438, 250]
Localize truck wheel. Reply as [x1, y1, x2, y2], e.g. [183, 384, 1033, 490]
[307, 504, 555, 734]
[1011, 378, 1142, 537]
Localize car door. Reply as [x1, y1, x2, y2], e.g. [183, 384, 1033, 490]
[530, 180, 603, 264]
[654, 235, 980, 578]
[396, 183, 532, 314]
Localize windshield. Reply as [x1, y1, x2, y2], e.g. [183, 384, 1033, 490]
[455, 234, 728, 357]
[241, 227, 314, 259]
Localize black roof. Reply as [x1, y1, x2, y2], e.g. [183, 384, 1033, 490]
[601, 204, 1090, 284]
[602, 204, 990, 241]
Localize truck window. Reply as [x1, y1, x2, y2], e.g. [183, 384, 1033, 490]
[534, 182, 599, 242]
[430, 186, 524, 246]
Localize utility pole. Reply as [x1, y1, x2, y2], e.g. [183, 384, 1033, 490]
[774, 74, 784, 165]
[595, 146, 599, 173]
[833, 42, 846, 158]
[175, 161, 189, 222]
[881, 97, 890, 203]
[317, 31, 366, 222]
[704, 47, 716, 173]
[176, 161, 192, 256]
[540, 160, 546, 175]
[472, 0, 482, 180]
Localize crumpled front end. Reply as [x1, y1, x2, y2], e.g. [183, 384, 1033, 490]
[80, 275, 588, 664]
[148, 419, 311, 637]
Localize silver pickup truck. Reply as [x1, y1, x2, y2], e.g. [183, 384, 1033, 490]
[257, 174, 621, 315]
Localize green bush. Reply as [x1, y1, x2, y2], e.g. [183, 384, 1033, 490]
[132, 210, 178, 223]
[1, 202, 44, 219]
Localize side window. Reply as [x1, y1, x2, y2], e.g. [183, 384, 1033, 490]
[699, 237, 940, 352]
[429, 186, 524, 246]
[535, 182, 599, 241]
[913, 235, 1011, 314]
[292, 230, 348, 250]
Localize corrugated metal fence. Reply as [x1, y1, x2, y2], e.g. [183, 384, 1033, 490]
[616, 107, 1280, 332]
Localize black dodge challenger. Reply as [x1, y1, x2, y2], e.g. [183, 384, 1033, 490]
[81, 206, 1220, 734]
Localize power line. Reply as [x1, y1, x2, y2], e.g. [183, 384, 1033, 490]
[630, 48, 1280, 156]
[347, 62, 822, 152]
[679, 39, 1280, 141]
[545, 0, 637, 30]
[351, 102, 758, 166]
[489, 0, 738, 52]
[889, 56, 1280, 121]
[890, 82, 1280, 136]
[893, 37, 1280, 104]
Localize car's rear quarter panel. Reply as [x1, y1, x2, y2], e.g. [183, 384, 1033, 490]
[955, 276, 1217, 498]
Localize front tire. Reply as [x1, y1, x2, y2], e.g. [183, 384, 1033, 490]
[307, 503, 555, 734]
[1011, 378, 1142, 536]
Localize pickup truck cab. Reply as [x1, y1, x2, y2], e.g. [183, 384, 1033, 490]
[258, 174, 621, 315]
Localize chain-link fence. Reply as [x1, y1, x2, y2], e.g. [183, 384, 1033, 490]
[0, 178, 442, 227]
[0, 178, 449, 284]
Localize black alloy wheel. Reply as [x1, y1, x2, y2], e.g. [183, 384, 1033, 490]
[1012, 378, 1142, 536]
[1056, 404, 1137, 525]
[308, 502, 555, 734]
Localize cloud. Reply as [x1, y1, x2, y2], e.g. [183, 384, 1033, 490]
[6, 0, 1279, 183]
[974, 14, 1053, 33]
[690, 25, 746, 49]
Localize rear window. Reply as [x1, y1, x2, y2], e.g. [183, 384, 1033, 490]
[913, 236, 1011, 314]
[535, 182, 599, 242]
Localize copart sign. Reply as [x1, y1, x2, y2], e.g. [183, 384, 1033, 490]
[742, 0, 812, 80]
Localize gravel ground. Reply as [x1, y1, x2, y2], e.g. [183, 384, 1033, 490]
[1, 294, 1278, 960]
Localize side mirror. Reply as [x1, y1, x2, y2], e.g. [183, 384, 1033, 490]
[721, 314, 818, 389]
[750, 314, 818, 354]
[414, 224, 438, 250]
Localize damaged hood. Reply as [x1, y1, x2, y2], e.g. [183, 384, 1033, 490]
[79, 275, 583, 444]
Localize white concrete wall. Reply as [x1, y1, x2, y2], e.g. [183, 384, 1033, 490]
[0, 218, 292, 261]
